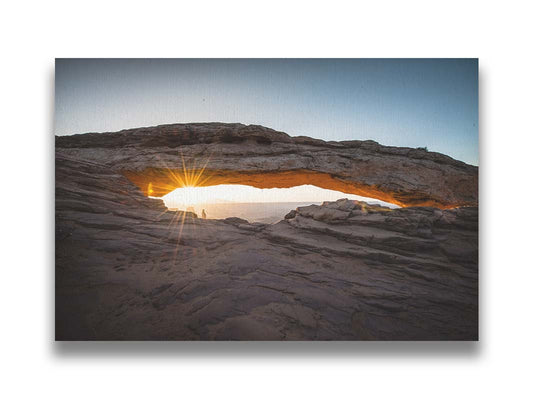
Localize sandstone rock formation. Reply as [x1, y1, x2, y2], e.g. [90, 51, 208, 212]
[56, 135, 478, 340]
[56, 123, 478, 208]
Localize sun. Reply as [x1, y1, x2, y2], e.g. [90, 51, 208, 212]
[146, 149, 213, 198]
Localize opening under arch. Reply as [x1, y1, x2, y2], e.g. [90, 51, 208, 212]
[154, 183, 397, 223]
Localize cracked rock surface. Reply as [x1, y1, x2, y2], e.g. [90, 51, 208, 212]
[56, 152, 478, 340]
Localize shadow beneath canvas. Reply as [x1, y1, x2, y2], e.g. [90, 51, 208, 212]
[52, 340, 480, 360]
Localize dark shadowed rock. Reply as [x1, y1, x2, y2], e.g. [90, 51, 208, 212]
[56, 148, 478, 340]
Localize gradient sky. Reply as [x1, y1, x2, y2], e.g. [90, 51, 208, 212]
[55, 59, 478, 165]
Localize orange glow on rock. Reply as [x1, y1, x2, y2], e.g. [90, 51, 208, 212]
[122, 168, 467, 209]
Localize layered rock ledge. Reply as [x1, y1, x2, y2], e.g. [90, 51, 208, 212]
[56, 123, 478, 208]
[56, 148, 478, 340]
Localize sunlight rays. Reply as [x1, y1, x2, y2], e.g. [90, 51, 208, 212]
[151, 150, 214, 264]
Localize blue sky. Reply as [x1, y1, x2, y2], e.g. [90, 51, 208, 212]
[55, 59, 478, 165]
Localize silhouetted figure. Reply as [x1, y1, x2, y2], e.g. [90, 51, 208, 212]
[202, 209, 207, 219]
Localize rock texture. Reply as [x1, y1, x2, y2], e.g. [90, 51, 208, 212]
[56, 123, 478, 208]
[56, 149, 478, 340]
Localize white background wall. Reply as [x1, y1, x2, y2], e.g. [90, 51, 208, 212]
[1, 1, 532, 399]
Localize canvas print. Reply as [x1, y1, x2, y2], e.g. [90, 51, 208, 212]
[55, 59, 478, 340]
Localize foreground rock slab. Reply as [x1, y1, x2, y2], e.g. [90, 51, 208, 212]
[56, 154, 478, 340]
